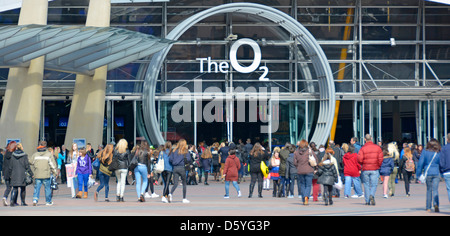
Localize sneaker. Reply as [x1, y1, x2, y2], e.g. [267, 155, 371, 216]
[237, 191, 242, 198]
[46, 202, 53, 206]
[144, 192, 151, 198]
[351, 195, 359, 199]
[169, 194, 173, 202]
[33, 201, 38, 206]
[151, 193, 160, 198]
[287, 195, 294, 199]
[182, 199, 190, 203]
[162, 196, 168, 203]
[383, 194, 388, 199]
[224, 195, 230, 199]
[2, 198, 8, 206]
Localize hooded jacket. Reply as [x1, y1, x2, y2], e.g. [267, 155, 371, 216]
[10, 150, 33, 187]
[224, 155, 241, 182]
[343, 152, 361, 177]
[317, 160, 338, 186]
[29, 147, 57, 179]
[293, 147, 318, 175]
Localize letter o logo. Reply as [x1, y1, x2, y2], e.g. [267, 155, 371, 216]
[229, 38, 261, 74]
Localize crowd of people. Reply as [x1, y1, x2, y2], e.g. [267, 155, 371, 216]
[1, 133, 450, 213]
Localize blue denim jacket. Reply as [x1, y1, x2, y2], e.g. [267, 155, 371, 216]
[416, 150, 441, 177]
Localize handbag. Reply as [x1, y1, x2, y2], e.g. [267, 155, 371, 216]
[92, 158, 100, 169]
[419, 152, 437, 184]
[154, 153, 165, 174]
[308, 148, 317, 167]
[25, 171, 33, 186]
[333, 176, 343, 190]
[260, 161, 269, 178]
[129, 154, 139, 171]
[100, 163, 112, 176]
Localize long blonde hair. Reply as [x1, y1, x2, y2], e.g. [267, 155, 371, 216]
[115, 139, 128, 154]
[173, 139, 188, 155]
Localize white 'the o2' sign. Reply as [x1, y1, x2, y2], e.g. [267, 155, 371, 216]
[197, 38, 269, 81]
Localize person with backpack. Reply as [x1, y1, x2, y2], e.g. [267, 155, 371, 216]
[399, 147, 415, 197]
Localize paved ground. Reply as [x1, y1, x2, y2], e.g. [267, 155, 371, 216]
[1, 176, 449, 216]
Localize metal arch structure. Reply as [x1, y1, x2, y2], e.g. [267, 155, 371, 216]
[0, 24, 174, 75]
[141, 3, 336, 146]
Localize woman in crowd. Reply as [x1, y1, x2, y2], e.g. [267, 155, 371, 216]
[342, 145, 363, 198]
[2, 141, 17, 206]
[132, 142, 151, 202]
[248, 143, 269, 198]
[9, 143, 33, 207]
[95, 144, 114, 202]
[201, 147, 213, 185]
[112, 139, 131, 202]
[317, 152, 338, 206]
[380, 145, 394, 199]
[169, 139, 192, 203]
[416, 138, 441, 213]
[223, 147, 241, 198]
[399, 147, 414, 197]
[161, 141, 173, 203]
[293, 139, 318, 205]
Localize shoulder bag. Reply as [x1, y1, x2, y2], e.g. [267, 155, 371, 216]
[419, 152, 437, 184]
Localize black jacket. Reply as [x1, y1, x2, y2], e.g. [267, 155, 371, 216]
[317, 161, 338, 186]
[112, 151, 131, 170]
[249, 151, 269, 173]
[2, 151, 14, 180]
[10, 150, 33, 187]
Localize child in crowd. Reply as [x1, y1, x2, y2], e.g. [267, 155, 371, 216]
[75, 148, 92, 199]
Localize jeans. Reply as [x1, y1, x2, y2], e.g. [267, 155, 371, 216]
[96, 171, 110, 199]
[77, 173, 90, 192]
[361, 170, 379, 203]
[344, 176, 363, 197]
[443, 174, 450, 202]
[426, 176, 440, 210]
[288, 174, 301, 197]
[298, 173, 313, 201]
[225, 181, 240, 197]
[115, 169, 128, 197]
[33, 178, 52, 204]
[134, 164, 148, 198]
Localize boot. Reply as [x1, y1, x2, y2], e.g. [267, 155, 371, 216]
[83, 192, 88, 199]
[10, 190, 18, 207]
[76, 191, 83, 199]
[258, 184, 263, 198]
[324, 191, 329, 206]
[248, 183, 255, 198]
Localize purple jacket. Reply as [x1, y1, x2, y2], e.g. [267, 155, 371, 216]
[76, 154, 92, 175]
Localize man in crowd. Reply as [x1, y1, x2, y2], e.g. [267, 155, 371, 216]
[357, 134, 383, 206]
[30, 140, 58, 206]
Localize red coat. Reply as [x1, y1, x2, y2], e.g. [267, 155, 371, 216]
[224, 155, 241, 182]
[343, 153, 361, 177]
[357, 141, 383, 171]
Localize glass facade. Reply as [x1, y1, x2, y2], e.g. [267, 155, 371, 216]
[0, 0, 449, 147]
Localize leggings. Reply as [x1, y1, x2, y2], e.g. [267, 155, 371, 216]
[171, 166, 187, 199]
[161, 171, 173, 196]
